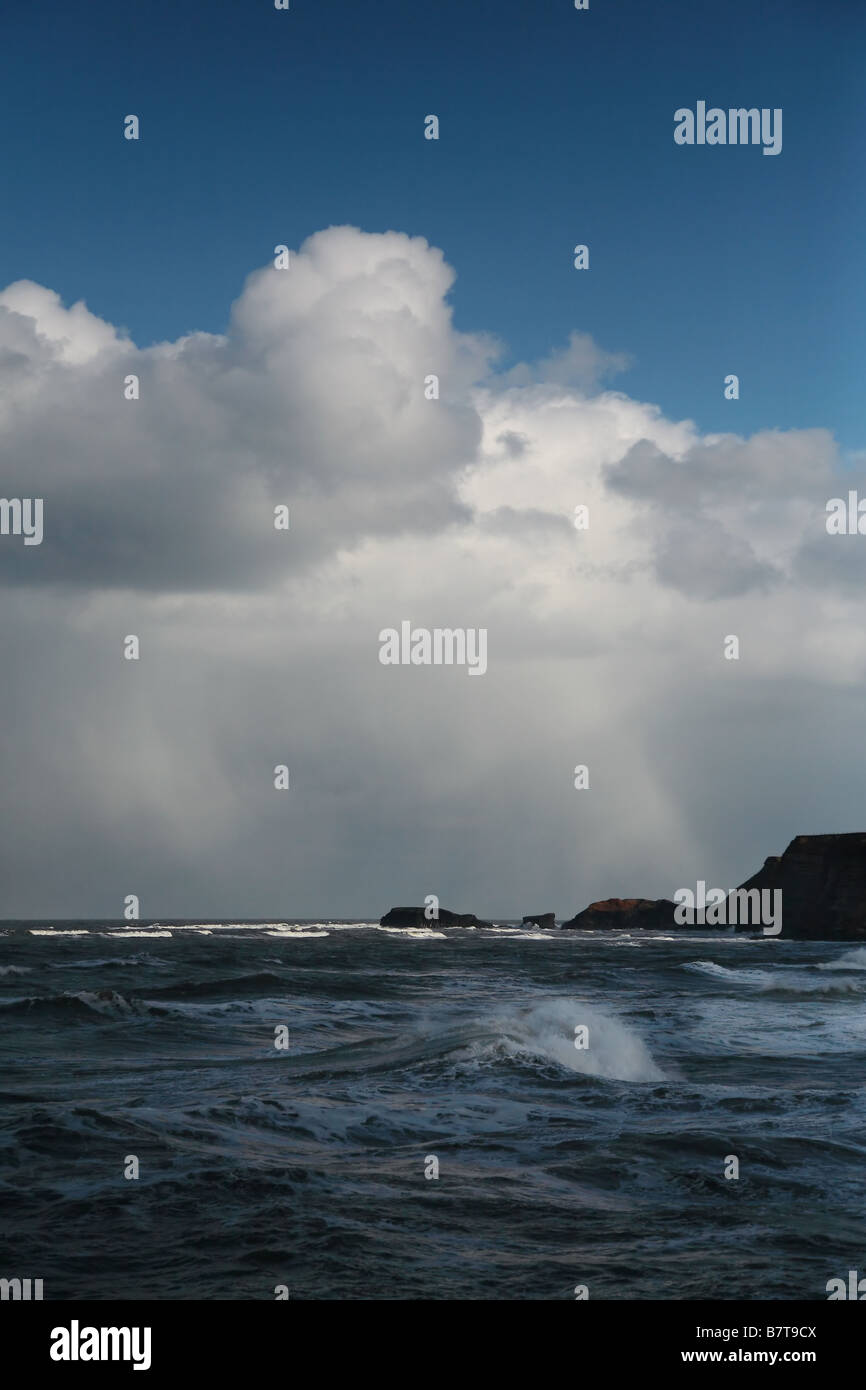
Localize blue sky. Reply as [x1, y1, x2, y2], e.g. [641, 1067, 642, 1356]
[1, 0, 861, 449]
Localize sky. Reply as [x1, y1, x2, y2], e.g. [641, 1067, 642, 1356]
[0, 0, 863, 918]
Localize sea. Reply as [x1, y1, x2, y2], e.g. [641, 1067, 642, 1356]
[1, 920, 864, 1300]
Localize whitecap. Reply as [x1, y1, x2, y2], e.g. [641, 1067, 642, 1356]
[490, 997, 665, 1082]
[29, 929, 89, 936]
[108, 930, 173, 938]
[819, 947, 866, 972]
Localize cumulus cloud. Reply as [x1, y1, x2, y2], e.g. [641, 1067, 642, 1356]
[603, 430, 839, 598]
[0, 229, 489, 590]
[0, 225, 862, 918]
[501, 330, 631, 392]
[0, 282, 124, 365]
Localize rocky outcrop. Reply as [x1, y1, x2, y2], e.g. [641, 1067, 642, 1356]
[381, 837, 866, 939]
[733, 834, 866, 940]
[379, 906, 495, 929]
[561, 898, 676, 931]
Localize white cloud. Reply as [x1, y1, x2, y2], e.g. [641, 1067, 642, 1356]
[0, 281, 123, 364]
[0, 226, 862, 916]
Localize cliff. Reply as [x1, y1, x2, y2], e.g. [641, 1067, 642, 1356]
[734, 833, 866, 939]
[379, 836, 866, 939]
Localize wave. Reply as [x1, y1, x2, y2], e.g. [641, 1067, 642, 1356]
[0, 965, 31, 976]
[819, 947, 866, 972]
[140, 922, 372, 932]
[105, 930, 173, 938]
[49, 954, 170, 970]
[142, 971, 285, 1000]
[684, 959, 866, 997]
[314, 923, 444, 937]
[265, 928, 330, 938]
[28, 929, 89, 936]
[684, 960, 772, 984]
[293, 922, 373, 931]
[0, 988, 149, 1019]
[143, 922, 278, 932]
[485, 928, 554, 941]
[759, 978, 866, 996]
[0, 985, 277, 1021]
[487, 998, 665, 1082]
[374, 926, 446, 939]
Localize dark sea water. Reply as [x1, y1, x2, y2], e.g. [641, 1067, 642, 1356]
[1, 920, 865, 1300]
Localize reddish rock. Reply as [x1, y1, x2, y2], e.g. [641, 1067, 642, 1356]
[561, 898, 676, 931]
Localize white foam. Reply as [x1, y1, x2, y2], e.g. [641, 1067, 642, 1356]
[29, 929, 89, 936]
[683, 960, 773, 985]
[321, 922, 383, 931]
[761, 976, 866, 996]
[108, 930, 173, 938]
[265, 928, 330, 938]
[686, 957, 866, 997]
[71, 989, 140, 1016]
[486, 929, 553, 941]
[144, 923, 254, 931]
[493, 998, 665, 1082]
[819, 947, 866, 972]
[375, 926, 446, 938]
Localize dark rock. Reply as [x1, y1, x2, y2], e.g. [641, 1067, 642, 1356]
[733, 834, 866, 940]
[379, 905, 495, 929]
[382, 835, 866, 940]
[561, 898, 677, 931]
[522, 913, 556, 929]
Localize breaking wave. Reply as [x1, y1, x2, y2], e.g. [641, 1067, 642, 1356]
[819, 947, 866, 972]
[483, 998, 665, 1082]
[684, 958, 866, 996]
